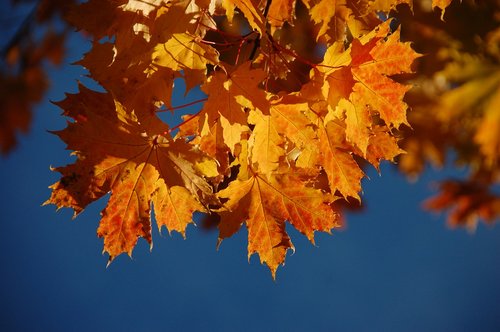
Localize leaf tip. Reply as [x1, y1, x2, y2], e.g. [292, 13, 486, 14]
[105, 256, 113, 269]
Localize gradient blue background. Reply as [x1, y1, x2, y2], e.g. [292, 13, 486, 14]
[1, 11, 500, 332]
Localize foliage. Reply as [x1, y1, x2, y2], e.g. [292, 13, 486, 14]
[396, 0, 500, 229]
[0, 0, 75, 153]
[1, 0, 499, 277]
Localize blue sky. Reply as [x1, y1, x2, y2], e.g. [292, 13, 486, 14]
[1, 15, 500, 332]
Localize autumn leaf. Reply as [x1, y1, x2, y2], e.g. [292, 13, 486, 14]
[267, 0, 296, 28]
[223, 0, 266, 34]
[265, 96, 318, 168]
[0, 2, 71, 155]
[434, 55, 500, 168]
[290, 22, 416, 200]
[395, 0, 500, 227]
[317, 117, 365, 200]
[301, 0, 400, 42]
[247, 108, 285, 174]
[120, 0, 170, 16]
[42, 0, 425, 276]
[45, 88, 216, 262]
[366, 126, 404, 171]
[217, 162, 339, 278]
[302, 0, 348, 41]
[339, 98, 371, 155]
[424, 181, 500, 231]
[199, 62, 269, 153]
[370, 0, 413, 12]
[152, 33, 219, 71]
[318, 21, 419, 130]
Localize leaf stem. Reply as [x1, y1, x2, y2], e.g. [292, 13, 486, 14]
[168, 110, 202, 133]
[157, 98, 208, 113]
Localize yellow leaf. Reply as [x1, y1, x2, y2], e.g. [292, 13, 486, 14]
[248, 109, 285, 174]
[267, 0, 296, 28]
[152, 33, 219, 71]
[340, 98, 371, 155]
[227, 0, 266, 34]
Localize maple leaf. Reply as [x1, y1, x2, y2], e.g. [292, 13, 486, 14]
[301, 0, 405, 42]
[424, 181, 500, 231]
[221, 88, 321, 179]
[120, 0, 170, 16]
[223, 0, 266, 34]
[317, 117, 365, 200]
[318, 21, 419, 131]
[78, 41, 179, 112]
[42, 0, 426, 276]
[45, 87, 217, 262]
[339, 98, 371, 155]
[267, 0, 296, 28]
[270, 97, 319, 165]
[370, 0, 413, 12]
[365, 126, 405, 171]
[152, 33, 219, 71]
[152, 5, 198, 40]
[64, 0, 116, 40]
[217, 157, 340, 278]
[247, 108, 285, 174]
[291, 22, 417, 200]
[301, 0, 348, 41]
[69, 0, 217, 104]
[199, 62, 269, 153]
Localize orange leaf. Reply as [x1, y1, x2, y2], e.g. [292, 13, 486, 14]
[267, 0, 296, 28]
[217, 169, 339, 278]
[319, 22, 419, 129]
[45, 88, 217, 263]
[225, 0, 266, 34]
[340, 98, 371, 155]
[317, 119, 365, 200]
[200, 62, 269, 153]
[366, 125, 404, 171]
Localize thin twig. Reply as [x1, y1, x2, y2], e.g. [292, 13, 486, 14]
[156, 98, 208, 113]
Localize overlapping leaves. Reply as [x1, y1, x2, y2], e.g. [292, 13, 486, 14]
[46, 0, 418, 276]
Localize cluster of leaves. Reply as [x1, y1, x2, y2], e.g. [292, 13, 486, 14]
[42, 0, 420, 276]
[395, 0, 500, 230]
[0, 0, 74, 154]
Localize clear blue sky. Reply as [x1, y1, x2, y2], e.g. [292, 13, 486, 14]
[1, 15, 500, 332]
